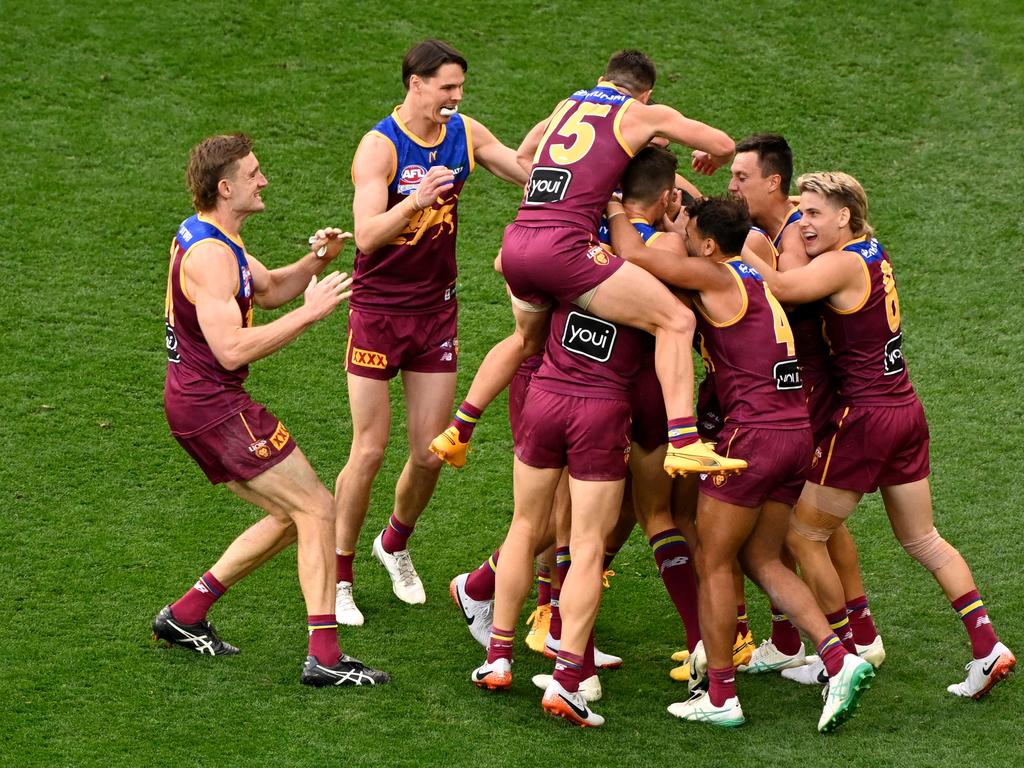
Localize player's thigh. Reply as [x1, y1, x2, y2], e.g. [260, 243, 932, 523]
[229, 447, 331, 521]
[347, 372, 392, 447]
[794, 482, 862, 531]
[511, 296, 552, 350]
[585, 260, 686, 334]
[629, 442, 673, 534]
[880, 477, 935, 542]
[402, 370, 456, 449]
[743, 499, 791, 567]
[512, 459, 564, 532]
[568, 477, 625, 546]
[695, 493, 759, 565]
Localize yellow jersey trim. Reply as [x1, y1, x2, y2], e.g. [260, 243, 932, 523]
[828, 235, 872, 315]
[196, 212, 245, 249]
[363, 129, 398, 186]
[534, 99, 572, 165]
[391, 106, 446, 148]
[772, 204, 800, 244]
[613, 98, 636, 157]
[695, 258, 747, 328]
[647, 231, 663, 247]
[464, 117, 476, 174]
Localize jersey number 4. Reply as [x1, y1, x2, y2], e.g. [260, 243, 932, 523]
[763, 284, 796, 356]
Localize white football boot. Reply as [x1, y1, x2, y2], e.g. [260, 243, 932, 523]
[818, 654, 874, 733]
[334, 581, 364, 626]
[449, 572, 493, 647]
[372, 531, 426, 604]
[532, 672, 602, 702]
[668, 689, 745, 728]
[739, 640, 806, 673]
[946, 642, 1016, 699]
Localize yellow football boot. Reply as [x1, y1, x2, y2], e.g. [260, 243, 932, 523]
[429, 425, 469, 468]
[664, 440, 747, 477]
[524, 603, 551, 654]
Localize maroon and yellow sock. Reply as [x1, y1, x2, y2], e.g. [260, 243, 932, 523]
[170, 570, 227, 624]
[650, 528, 701, 652]
[553, 649, 585, 693]
[487, 626, 515, 663]
[336, 549, 354, 584]
[581, 631, 597, 680]
[826, 608, 857, 653]
[667, 417, 700, 449]
[845, 594, 879, 645]
[952, 590, 999, 658]
[450, 401, 483, 442]
[536, 566, 552, 607]
[465, 549, 499, 601]
[380, 513, 414, 554]
[769, 604, 801, 656]
[708, 666, 737, 707]
[817, 633, 848, 677]
[549, 588, 562, 642]
[307, 614, 341, 666]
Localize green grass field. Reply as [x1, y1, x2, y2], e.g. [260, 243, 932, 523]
[2, 1, 1022, 766]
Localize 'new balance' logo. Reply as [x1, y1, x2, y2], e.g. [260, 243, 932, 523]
[659, 556, 689, 573]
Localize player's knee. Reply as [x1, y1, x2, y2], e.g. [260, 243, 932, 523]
[900, 527, 956, 572]
[788, 516, 833, 545]
[349, 440, 387, 472]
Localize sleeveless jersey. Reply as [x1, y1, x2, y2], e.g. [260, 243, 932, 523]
[351, 109, 474, 314]
[532, 302, 648, 401]
[516, 83, 636, 232]
[694, 259, 808, 429]
[164, 214, 254, 436]
[822, 237, 916, 405]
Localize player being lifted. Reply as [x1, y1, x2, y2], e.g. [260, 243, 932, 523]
[745, 171, 1015, 699]
[429, 49, 746, 478]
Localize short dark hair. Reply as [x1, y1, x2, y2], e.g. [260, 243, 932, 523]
[603, 49, 656, 94]
[621, 146, 677, 204]
[734, 133, 793, 195]
[402, 39, 467, 89]
[187, 133, 253, 212]
[685, 196, 752, 256]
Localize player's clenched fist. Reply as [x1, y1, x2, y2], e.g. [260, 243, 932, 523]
[412, 165, 456, 210]
[309, 227, 354, 262]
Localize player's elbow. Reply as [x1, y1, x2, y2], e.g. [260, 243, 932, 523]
[712, 134, 735, 159]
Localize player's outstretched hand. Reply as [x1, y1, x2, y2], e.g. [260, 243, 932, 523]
[303, 271, 354, 321]
[691, 150, 722, 176]
[309, 228, 353, 262]
[414, 166, 456, 210]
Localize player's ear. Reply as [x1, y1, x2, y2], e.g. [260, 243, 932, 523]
[637, 89, 653, 104]
[218, 177, 232, 200]
[768, 173, 781, 194]
[837, 206, 851, 229]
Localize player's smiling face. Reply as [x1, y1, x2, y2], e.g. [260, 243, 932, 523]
[416, 63, 465, 123]
[225, 152, 268, 214]
[728, 152, 774, 215]
[798, 190, 847, 257]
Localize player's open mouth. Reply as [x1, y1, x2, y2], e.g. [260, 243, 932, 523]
[440, 105, 458, 116]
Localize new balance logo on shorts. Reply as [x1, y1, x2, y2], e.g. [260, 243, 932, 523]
[524, 167, 572, 204]
[562, 311, 617, 362]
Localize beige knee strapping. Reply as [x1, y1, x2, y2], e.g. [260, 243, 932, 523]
[790, 515, 833, 543]
[798, 483, 859, 519]
[571, 285, 599, 311]
[508, 291, 551, 313]
[901, 527, 956, 572]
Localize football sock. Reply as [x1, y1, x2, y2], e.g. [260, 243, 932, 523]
[735, 602, 749, 639]
[550, 547, 571, 642]
[536, 565, 552, 606]
[667, 417, 700, 449]
[952, 590, 999, 658]
[171, 570, 227, 624]
[708, 666, 737, 707]
[603, 546, 620, 572]
[307, 614, 341, 666]
[553, 649, 585, 693]
[450, 401, 483, 442]
[487, 626, 515, 663]
[581, 631, 597, 680]
[549, 590, 562, 642]
[465, 549, 499, 601]
[769, 604, 802, 656]
[826, 608, 857, 653]
[336, 549, 354, 585]
[380, 513, 414, 554]
[650, 528, 701, 652]
[845, 594, 879, 645]
[817, 634, 847, 678]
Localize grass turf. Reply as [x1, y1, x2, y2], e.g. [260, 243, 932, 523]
[1, 1, 1021, 766]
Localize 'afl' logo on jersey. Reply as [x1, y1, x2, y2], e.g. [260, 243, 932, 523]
[562, 311, 617, 363]
[398, 164, 428, 195]
[241, 266, 253, 298]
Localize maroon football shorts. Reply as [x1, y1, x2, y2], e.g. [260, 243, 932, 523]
[174, 401, 297, 485]
[345, 303, 457, 380]
[515, 387, 631, 481]
[696, 378, 723, 443]
[700, 425, 813, 508]
[500, 222, 625, 308]
[630, 359, 667, 451]
[808, 399, 930, 493]
[507, 369, 535, 445]
[803, 368, 840, 445]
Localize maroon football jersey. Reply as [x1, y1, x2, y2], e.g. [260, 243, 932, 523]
[350, 109, 473, 314]
[164, 214, 254, 437]
[694, 259, 809, 429]
[531, 301, 648, 401]
[516, 83, 636, 233]
[821, 237, 916, 405]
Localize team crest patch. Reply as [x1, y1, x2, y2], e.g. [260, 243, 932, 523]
[587, 245, 609, 265]
[713, 473, 728, 487]
[811, 447, 823, 468]
[248, 439, 271, 459]
[269, 422, 290, 451]
[351, 347, 388, 369]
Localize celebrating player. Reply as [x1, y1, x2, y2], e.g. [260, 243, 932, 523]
[153, 133, 388, 687]
[333, 39, 528, 625]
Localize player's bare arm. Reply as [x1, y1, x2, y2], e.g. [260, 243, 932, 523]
[515, 116, 551, 176]
[188, 241, 351, 370]
[606, 202, 730, 294]
[776, 223, 811, 271]
[743, 247, 863, 308]
[465, 117, 529, 185]
[351, 132, 455, 254]
[622, 103, 734, 173]
[253, 229, 354, 309]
